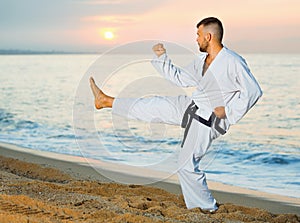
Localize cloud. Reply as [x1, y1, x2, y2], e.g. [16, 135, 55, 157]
[73, 0, 122, 4]
[82, 15, 138, 25]
[74, 0, 142, 5]
[88, 0, 167, 4]
[72, 0, 172, 15]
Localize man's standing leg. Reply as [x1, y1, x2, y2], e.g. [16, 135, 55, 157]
[177, 120, 219, 211]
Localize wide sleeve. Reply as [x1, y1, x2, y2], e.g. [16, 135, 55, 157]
[151, 53, 199, 87]
[225, 60, 263, 125]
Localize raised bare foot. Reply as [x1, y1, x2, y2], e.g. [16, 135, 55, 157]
[89, 77, 114, 109]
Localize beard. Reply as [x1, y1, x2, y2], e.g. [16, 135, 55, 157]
[199, 40, 208, 52]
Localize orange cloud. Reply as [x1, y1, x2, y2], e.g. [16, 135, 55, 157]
[82, 15, 138, 25]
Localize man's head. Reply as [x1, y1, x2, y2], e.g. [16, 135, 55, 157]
[196, 17, 223, 52]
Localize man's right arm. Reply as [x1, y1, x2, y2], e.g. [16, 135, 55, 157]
[151, 43, 199, 87]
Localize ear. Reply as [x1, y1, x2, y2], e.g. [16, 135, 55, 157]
[205, 32, 212, 41]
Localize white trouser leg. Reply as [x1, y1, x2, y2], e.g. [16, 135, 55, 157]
[112, 95, 190, 125]
[178, 120, 220, 210]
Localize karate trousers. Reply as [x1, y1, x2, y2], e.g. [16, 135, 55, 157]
[112, 95, 221, 211]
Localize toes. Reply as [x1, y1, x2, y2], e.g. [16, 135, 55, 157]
[89, 77, 99, 94]
[89, 77, 95, 84]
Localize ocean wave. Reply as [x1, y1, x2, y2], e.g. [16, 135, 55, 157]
[0, 109, 15, 127]
[47, 134, 76, 139]
[242, 151, 300, 166]
[205, 170, 232, 175]
[121, 147, 172, 154]
[261, 155, 299, 165]
[102, 156, 126, 162]
[99, 131, 179, 150]
[0, 109, 40, 130]
[0, 108, 78, 154]
[213, 141, 300, 167]
[287, 182, 300, 186]
[15, 120, 39, 129]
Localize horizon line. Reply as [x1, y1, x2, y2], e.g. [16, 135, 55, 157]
[0, 49, 299, 55]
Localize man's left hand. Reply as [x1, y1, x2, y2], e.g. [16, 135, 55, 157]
[214, 106, 226, 119]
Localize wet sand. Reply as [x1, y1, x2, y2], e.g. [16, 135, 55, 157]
[0, 142, 299, 222]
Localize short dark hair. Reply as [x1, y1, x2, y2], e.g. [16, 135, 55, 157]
[196, 17, 224, 42]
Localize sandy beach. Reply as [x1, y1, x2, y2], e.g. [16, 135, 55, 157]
[0, 142, 299, 223]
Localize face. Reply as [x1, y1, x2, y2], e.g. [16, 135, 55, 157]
[196, 25, 209, 52]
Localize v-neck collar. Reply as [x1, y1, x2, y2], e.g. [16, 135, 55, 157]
[202, 46, 225, 77]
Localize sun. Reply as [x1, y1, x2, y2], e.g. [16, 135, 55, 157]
[104, 31, 114, 40]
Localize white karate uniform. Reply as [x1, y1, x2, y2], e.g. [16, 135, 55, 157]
[112, 46, 262, 211]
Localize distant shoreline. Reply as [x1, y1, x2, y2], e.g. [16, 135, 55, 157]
[0, 49, 100, 55]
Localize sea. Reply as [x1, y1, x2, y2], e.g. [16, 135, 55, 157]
[0, 50, 299, 198]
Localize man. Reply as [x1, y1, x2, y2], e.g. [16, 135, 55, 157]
[89, 17, 262, 213]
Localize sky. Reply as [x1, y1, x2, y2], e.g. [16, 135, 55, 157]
[1, 0, 299, 53]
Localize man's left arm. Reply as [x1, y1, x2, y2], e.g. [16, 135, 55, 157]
[220, 61, 263, 124]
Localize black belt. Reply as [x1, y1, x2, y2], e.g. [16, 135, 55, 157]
[180, 101, 226, 147]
